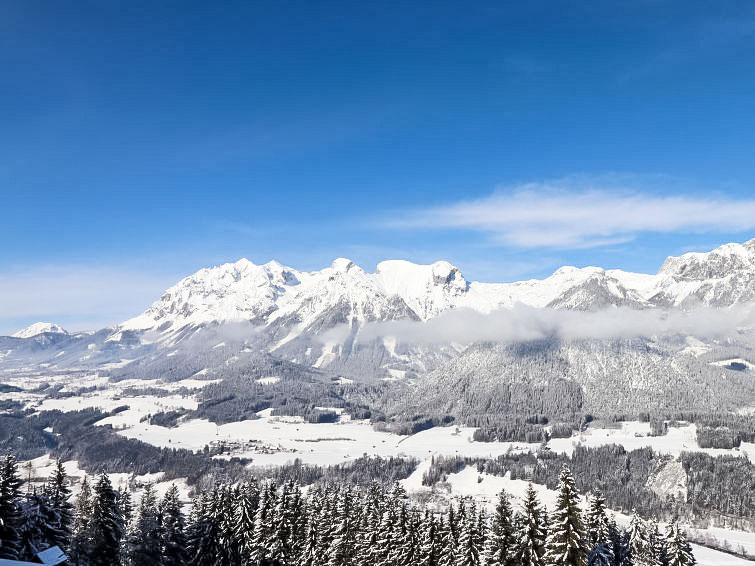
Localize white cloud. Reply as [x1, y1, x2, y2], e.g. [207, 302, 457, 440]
[390, 181, 755, 249]
[330, 303, 755, 346]
[0, 265, 178, 335]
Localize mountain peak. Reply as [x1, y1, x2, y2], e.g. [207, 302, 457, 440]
[12, 322, 69, 339]
[331, 257, 358, 272]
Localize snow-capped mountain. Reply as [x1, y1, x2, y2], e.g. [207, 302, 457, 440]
[3, 238, 755, 382]
[12, 322, 69, 339]
[118, 238, 755, 339]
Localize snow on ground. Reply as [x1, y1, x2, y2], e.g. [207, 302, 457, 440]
[255, 376, 280, 385]
[98, 359, 135, 369]
[691, 545, 755, 566]
[549, 421, 755, 461]
[118, 418, 534, 467]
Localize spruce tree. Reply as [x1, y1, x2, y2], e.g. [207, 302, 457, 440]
[437, 514, 457, 566]
[128, 483, 162, 566]
[235, 481, 259, 565]
[250, 479, 277, 564]
[69, 475, 93, 565]
[268, 481, 294, 565]
[665, 523, 695, 566]
[0, 453, 23, 560]
[516, 483, 546, 566]
[18, 490, 48, 559]
[544, 465, 588, 566]
[327, 485, 354, 566]
[455, 502, 481, 566]
[418, 510, 440, 566]
[647, 520, 666, 566]
[629, 513, 658, 566]
[87, 472, 125, 566]
[375, 498, 397, 566]
[44, 459, 74, 551]
[300, 504, 321, 566]
[186, 490, 222, 566]
[159, 484, 187, 566]
[585, 491, 611, 549]
[484, 489, 517, 566]
[606, 517, 628, 566]
[217, 485, 239, 564]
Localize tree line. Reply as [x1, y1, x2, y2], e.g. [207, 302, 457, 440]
[0, 452, 696, 566]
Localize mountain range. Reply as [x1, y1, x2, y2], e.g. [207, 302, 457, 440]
[3, 239, 755, 420]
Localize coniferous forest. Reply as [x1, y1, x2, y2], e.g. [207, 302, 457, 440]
[0, 452, 697, 566]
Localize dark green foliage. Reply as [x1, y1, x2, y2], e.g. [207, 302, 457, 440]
[0, 453, 23, 559]
[86, 472, 125, 566]
[128, 484, 162, 566]
[543, 466, 589, 566]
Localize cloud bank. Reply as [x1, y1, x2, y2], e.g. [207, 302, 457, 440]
[324, 304, 755, 346]
[390, 182, 755, 249]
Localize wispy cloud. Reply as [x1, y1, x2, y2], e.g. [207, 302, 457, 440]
[0, 265, 179, 335]
[387, 180, 755, 249]
[322, 303, 755, 346]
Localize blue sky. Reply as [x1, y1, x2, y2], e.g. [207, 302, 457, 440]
[2, 1, 755, 333]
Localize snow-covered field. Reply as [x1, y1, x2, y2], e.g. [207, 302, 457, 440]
[549, 420, 755, 461]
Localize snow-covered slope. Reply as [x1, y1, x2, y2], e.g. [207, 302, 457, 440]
[12, 322, 69, 338]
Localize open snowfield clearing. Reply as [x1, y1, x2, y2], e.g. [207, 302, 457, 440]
[549, 420, 755, 461]
[117, 417, 536, 466]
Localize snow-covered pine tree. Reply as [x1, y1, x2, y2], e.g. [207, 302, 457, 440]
[585, 491, 611, 549]
[665, 522, 695, 566]
[628, 513, 658, 566]
[647, 520, 666, 566]
[87, 472, 125, 566]
[268, 480, 294, 565]
[515, 483, 547, 566]
[44, 459, 74, 551]
[437, 514, 457, 566]
[474, 505, 487, 559]
[484, 489, 517, 566]
[158, 484, 187, 566]
[235, 481, 259, 565]
[250, 479, 278, 564]
[18, 490, 48, 559]
[455, 501, 482, 566]
[606, 517, 628, 566]
[185, 491, 222, 566]
[375, 496, 397, 566]
[316, 486, 337, 563]
[286, 481, 306, 563]
[0, 453, 23, 560]
[217, 484, 239, 564]
[585, 491, 614, 566]
[327, 485, 355, 566]
[128, 483, 161, 566]
[587, 543, 614, 566]
[69, 475, 93, 564]
[418, 510, 440, 566]
[406, 506, 424, 566]
[543, 465, 588, 566]
[300, 501, 321, 566]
